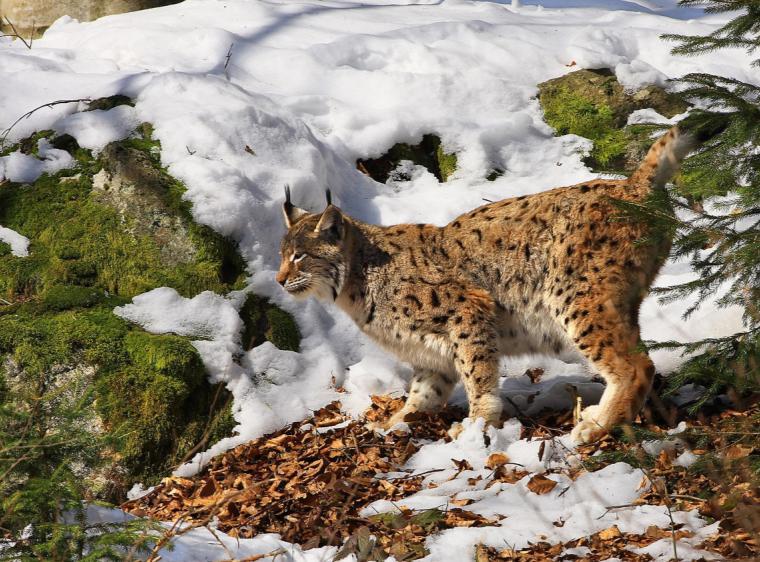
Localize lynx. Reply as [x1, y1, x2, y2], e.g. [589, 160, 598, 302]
[276, 128, 693, 444]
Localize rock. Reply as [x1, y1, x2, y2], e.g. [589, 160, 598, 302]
[537, 68, 689, 173]
[93, 142, 197, 267]
[86, 95, 135, 112]
[0, 1, 181, 35]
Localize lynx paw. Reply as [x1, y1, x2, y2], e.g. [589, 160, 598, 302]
[365, 420, 389, 432]
[570, 418, 608, 445]
[448, 421, 464, 440]
[366, 410, 410, 433]
[579, 404, 602, 422]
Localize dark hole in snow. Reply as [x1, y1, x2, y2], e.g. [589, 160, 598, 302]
[357, 133, 457, 183]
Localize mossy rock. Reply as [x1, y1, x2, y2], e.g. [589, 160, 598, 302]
[240, 293, 300, 352]
[86, 95, 135, 112]
[537, 69, 689, 173]
[358, 133, 458, 183]
[0, 127, 247, 299]
[0, 124, 297, 497]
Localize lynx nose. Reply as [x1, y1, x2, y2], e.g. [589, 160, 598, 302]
[276, 271, 288, 286]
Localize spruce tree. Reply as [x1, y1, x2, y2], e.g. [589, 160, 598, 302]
[645, 0, 760, 407]
[0, 366, 157, 560]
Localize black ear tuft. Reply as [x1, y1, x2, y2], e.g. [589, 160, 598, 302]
[284, 184, 294, 215]
[325, 189, 332, 206]
[282, 184, 309, 227]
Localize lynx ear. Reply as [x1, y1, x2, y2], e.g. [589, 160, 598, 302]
[282, 185, 309, 228]
[314, 205, 344, 238]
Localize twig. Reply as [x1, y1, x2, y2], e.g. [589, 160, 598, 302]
[203, 524, 234, 560]
[669, 494, 706, 503]
[217, 549, 287, 562]
[174, 383, 230, 468]
[0, 98, 91, 149]
[387, 468, 445, 481]
[644, 468, 679, 562]
[1, 17, 34, 49]
[596, 503, 638, 519]
[144, 490, 244, 562]
[224, 42, 234, 76]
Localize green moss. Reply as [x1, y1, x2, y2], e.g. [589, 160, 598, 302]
[265, 306, 301, 352]
[0, 241, 11, 258]
[0, 126, 251, 489]
[0, 132, 245, 300]
[539, 83, 628, 170]
[124, 331, 204, 380]
[0, 129, 55, 157]
[240, 293, 300, 352]
[42, 285, 105, 311]
[0, 296, 232, 485]
[541, 84, 617, 139]
[358, 133, 457, 183]
[537, 69, 685, 173]
[435, 143, 458, 182]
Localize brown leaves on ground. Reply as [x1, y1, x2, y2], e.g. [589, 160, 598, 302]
[123, 397, 493, 558]
[571, 397, 760, 561]
[478, 528, 656, 561]
[124, 392, 760, 561]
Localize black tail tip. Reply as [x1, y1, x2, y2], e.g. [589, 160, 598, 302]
[678, 112, 730, 144]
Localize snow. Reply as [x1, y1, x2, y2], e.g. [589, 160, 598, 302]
[0, 0, 751, 560]
[55, 104, 141, 151]
[81, 505, 345, 562]
[628, 521, 723, 561]
[362, 422, 716, 561]
[0, 138, 74, 183]
[0, 225, 30, 257]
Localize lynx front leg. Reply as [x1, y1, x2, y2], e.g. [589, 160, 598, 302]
[379, 370, 457, 429]
[449, 310, 503, 435]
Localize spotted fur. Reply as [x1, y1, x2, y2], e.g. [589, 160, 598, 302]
[276, 127, 693, 443]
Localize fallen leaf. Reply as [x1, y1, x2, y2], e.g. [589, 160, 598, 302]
[525, 367, 544, 384]
[450, 497, 473, 507]
[599, 525, 622, 540]
[486, 452, 510, 469]
[724, 444, 753, 459]
[645, 525, 669, 539]
[526, 474, 558, 495]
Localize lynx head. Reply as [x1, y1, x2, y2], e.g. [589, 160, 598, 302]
[276, 187, 348, 301]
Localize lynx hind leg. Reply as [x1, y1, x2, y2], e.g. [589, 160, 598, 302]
[380, 370, 456, 429]
[450, 302, 503, 432]
[568, 304, 654, 444]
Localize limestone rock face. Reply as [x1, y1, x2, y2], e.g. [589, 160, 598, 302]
[93, 142, 197, 267]
[0, 0, 180, 33]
